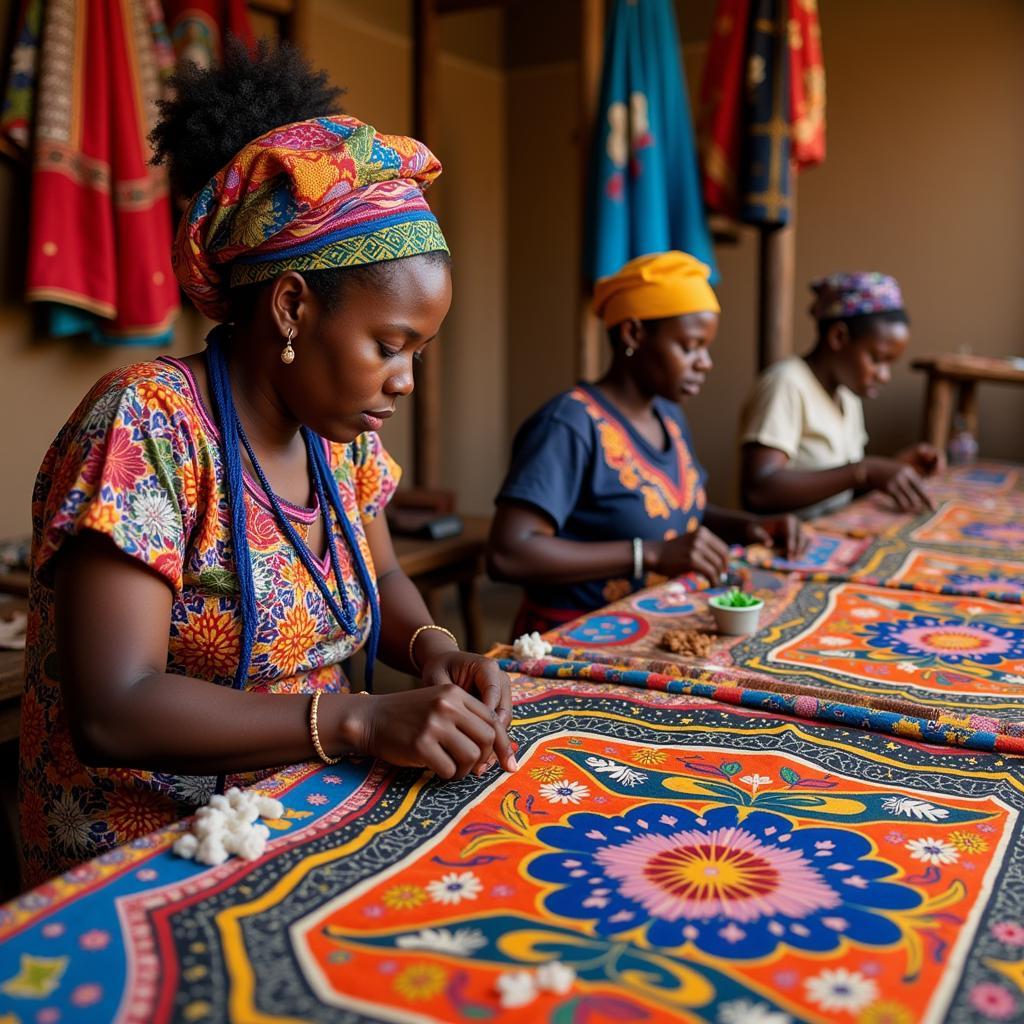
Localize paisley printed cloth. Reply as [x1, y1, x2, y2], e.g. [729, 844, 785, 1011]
[20, 356, 398, 887]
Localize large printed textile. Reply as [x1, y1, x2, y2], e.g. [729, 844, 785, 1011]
[584, 0, 717, 283]
[3, 0, 180, 345]
[4, 681, 1024, 1022]
[541, 465, 1024, 724]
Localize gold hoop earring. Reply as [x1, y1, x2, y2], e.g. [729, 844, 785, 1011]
[281, 329, 295, 365]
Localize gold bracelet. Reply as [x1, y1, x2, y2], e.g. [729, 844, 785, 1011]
[309, 690, 342, 765]
[409, 624, 459, 671]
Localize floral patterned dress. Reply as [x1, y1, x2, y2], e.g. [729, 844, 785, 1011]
[20, 357, 399, 886]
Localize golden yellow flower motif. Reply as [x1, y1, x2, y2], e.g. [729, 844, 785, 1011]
[393, 963, 448, 1001]
[948, 830, 989, 853]
[857, 1001, 914, 1024]
[382, 884, 427, 910]
[631, 748, 668, 766]
[529, 765, 566, 783]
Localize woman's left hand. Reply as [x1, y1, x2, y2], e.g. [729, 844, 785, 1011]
[420, 651, 515, 774]
[745, 514, 809, 560]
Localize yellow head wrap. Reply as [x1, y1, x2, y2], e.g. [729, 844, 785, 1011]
[592, 251, 720, 328]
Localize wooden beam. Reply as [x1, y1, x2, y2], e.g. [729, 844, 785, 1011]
[286, 0, 312, 51]
[577, 0, 604, 381]
[757, 176, 796, 371]
[412, 0, 443, 488]
[437, 0, 511, 12]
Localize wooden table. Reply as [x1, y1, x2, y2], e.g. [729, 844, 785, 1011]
[392, 513, 490, 653]
[913, 353, 1024, 450]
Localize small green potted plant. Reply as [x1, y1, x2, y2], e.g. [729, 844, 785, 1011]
[708, 588, 764, 635]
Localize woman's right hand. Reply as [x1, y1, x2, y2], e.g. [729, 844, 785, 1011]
[648, 527, 731, 583]
[344, 686, 508, 781]
[863, 456, 934, 512]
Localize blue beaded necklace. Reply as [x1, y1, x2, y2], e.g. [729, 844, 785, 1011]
[204, 328, 381, 700]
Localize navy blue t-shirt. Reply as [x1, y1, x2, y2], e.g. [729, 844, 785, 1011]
[496, 383, 707, 627]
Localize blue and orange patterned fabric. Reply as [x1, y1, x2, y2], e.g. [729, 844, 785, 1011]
[3, 681, 1024, 1022]
[20, 356, 399, 887]
[5, 465, 1024, 1021]
[175, 114, 448, 321]
[496, 383, 707, 630]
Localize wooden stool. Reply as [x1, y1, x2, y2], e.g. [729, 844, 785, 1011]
[912, 354, 1024, 451]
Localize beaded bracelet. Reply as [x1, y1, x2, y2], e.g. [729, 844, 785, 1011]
[409, 623, 459, 671]
[309, 690, 341, 765]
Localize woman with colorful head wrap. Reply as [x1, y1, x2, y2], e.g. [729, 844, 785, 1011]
[488, 251, 806, 636]
[20, 42, 515, 887]
[740, 271, 943, 518]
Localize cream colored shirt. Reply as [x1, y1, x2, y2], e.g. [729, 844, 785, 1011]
[740, 356, 868, 518]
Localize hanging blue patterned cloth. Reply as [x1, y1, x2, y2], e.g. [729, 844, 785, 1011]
[585, 0, 718, 284]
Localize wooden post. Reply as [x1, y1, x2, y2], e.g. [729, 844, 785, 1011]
[577, 0, 605, 381]
[412, 0, 443, 488]
[757, 178, 796, 371]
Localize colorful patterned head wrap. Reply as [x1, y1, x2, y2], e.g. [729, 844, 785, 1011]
[809, 271, 905, 322]
[592, 251, 720, 328]
[173, 115, 448, 321]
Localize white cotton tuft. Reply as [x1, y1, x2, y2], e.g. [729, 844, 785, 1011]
[172, 833, 199, 859]
[192, 809, 226, 838]
[512, 632, 552, 660]
[256, 796, 284, 819]
[195, 835, 229, 866]
[233, 830, 267, 861]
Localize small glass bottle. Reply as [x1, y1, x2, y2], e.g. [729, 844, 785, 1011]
[947, 414, 978, 466]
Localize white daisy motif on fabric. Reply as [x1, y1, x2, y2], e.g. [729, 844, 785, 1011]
[965, 606, 986, 616]
[896, 661, 920, 673]
[426, 871, 483, 905]
[804, 967, 878, 1012]
[850, 607, 881, 620]
[396, 927, 487, 955]
[1003, 674, 1024, 684]
[820, 635, 853, 647]
[584, 757, 648, 787]
[540, 780, 591, 804]
[717, 999, 792, 1024]
[740, 774, 772, 793]
[906, 837, 959, 866]
[131, 491, 180, 542]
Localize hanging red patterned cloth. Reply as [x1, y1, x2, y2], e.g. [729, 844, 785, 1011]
[4, 0, 179, 345]
[163, 0, 254, 66]
[697, 0, 750, 219]
[788, 0, 826, 169]
[698, 0, 826, 220]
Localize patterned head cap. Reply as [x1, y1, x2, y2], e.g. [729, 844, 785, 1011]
[174, 115, 448, 321]
[809, 272, 905, 322]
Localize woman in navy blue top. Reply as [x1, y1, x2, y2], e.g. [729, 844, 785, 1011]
[489, 252, 806, 635]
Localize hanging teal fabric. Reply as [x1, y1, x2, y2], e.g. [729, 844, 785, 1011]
[585, 0, 718, 284]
